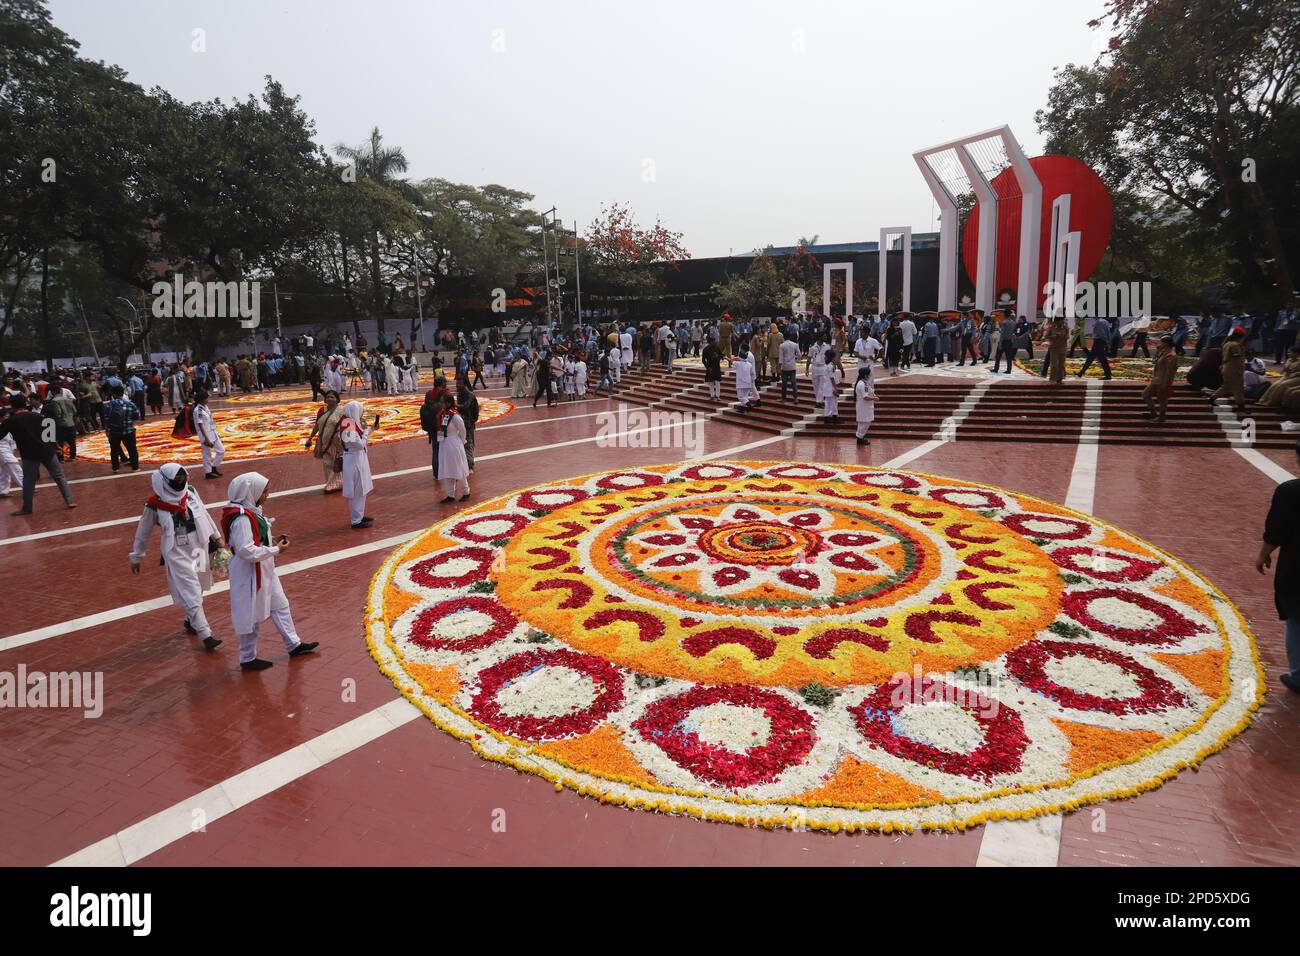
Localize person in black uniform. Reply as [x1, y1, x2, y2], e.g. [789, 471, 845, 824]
[1258, 438, 1300, 693]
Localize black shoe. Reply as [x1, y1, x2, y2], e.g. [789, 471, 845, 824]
[1280, 673, 1300, 694]
[440, 496, 455, 503]
[205, 472, 219, 480]
[184, 619, 197, 635]
[459, 493, 471, 501]
[240, 659, 273, 671]
[211, 469, 223, 476]
[203, 637, 222, 651]
[289, 641, 319, 658]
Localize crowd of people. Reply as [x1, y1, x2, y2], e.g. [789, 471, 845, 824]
[5, 305, 1297, 518]
[4, 306, 1298, 683]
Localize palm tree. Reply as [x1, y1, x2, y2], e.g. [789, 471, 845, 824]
[334, 127, 419, 341]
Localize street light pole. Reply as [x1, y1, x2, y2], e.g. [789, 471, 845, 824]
[540, 206, 557, 329]
[116, 296, 140, 364]
[553, 210, 565, 330]
[574, 219, 582, 328]
[413, 249, 426, 352]
[273, 280, 282, 340]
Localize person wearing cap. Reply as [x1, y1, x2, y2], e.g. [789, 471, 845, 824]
[719, 314, 734, 357]
[1257, 439, 1300, 694]
[1210, 327, 1248, 414]
[129, 463, 224, 652]
[221, 472, 318, 671]
[1144, 335, 1178, 422]
[193, 389, 223, 479]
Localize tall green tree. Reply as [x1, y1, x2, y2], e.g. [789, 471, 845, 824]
[1037, 0, 1299, 307]
[334, 128, 422, 340]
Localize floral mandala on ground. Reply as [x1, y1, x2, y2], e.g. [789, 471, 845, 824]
[1015, 355, 1280, 382]
[366, 460, 1264, 832]
[78, 394, 514, 465]
[224, 369, 448, 403]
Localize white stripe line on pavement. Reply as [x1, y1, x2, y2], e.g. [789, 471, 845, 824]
[32, 402, 602, 491]
[3, 411, 690, 547]
[975, 381, 1102, 868]
[1234, 445, 1297, 485]
[50, 697, 422, 867]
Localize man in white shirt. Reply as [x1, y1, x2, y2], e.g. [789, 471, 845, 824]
[656, 323, 671, 367]
[853, 332, 882, 370]
[778, 337, 800, 402]
[898, 316, 917, 369]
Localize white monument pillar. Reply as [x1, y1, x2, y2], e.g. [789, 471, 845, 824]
[822, 262, 853, 317]
[878, 227, 913, 313]
[913, 158, 958, 311]
[1004, 130, 1043, 318]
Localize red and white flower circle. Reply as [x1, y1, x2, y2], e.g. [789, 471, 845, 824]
[368, 460, 1262, 831]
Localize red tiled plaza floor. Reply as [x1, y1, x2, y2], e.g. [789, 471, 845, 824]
[2, 371, 1298, 867]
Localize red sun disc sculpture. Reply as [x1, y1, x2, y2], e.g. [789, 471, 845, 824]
[962, 155, 1113, 306]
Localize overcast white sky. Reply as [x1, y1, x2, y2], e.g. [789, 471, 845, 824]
[49, 0, 1113, 258]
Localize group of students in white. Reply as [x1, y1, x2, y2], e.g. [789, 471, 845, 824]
[125, 385, 475, 668]
[129, 465, 318, 670]
[321, 353, 420, 396]
[727, 329, 880, 444]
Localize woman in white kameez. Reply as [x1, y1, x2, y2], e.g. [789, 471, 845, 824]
[822, 350, 844, 423]
[855, 365, 877, 445]
[338, 401, 377, 529]
[384, 355, 399, 395]
[575, 358, 588, 396]
[620, 330, 633, 370]
[435, 395, 471, 502]
[221, 472, 317, 671]
[810, 347, 830, 408]
[129, 463, 224, 651]
[734, 347, 759, 411]
[511, 357, 530, 398]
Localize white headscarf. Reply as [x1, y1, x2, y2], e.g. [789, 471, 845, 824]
[227, 472, 269, 510]
[151, 462, 190, 505]
[341, 401, 364, 424]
